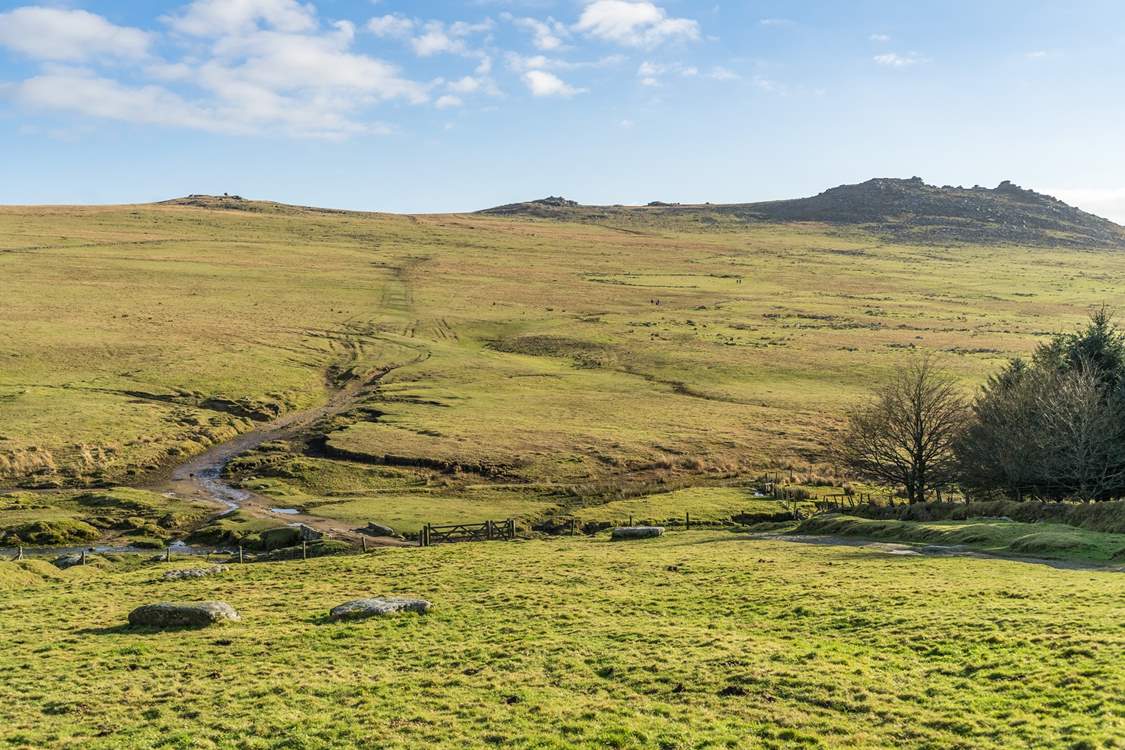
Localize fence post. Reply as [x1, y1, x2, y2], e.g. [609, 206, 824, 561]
[302, 540, 307, 560]
[81, 549, 86, 566]
[570, 518, 577, 536]
[361, 536, 368, 553]
[685, 511, 691, 530]
[164, 546, 171, 563]
[507, 519, 515, 540]
[15, 546, 22, 561]
[629, 514, 634, 527]
[486, 520, 494, 541]
[238, 545, 244, 564]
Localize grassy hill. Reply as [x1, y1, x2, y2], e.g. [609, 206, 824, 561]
[5, 194, 1125, 532]
[1, 531, 1122, 749]
[3, 193, 1125, 750]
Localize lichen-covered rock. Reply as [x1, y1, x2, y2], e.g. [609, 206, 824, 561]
[328, 597, 431, 621]
[611, 526, 664, 541]
[52, 553, 87, 569]
[128, 601, 240, 628]
[162, 566, 228, 581]
[361, 522, 396, 537]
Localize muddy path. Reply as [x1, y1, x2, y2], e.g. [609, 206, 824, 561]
[146, 341, 429, 549]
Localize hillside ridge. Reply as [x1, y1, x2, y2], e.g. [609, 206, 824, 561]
[480, 178, 1125, 249]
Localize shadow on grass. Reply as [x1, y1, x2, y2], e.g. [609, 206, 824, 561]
[76, 623, 237, 636]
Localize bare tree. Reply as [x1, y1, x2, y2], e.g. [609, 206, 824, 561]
[1035, 363, 1125, 501]
[833, 356, 969, 503]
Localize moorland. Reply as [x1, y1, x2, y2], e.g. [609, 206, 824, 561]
[2, 179, 1124, 749]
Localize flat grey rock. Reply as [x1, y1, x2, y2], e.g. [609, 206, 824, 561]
[611, 526, 665, 540]
[128, 601, 240, 628]
[329, 597, 431, 621]
[163, 566, 228, 581]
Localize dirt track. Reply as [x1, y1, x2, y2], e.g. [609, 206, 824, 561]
[150, 344, 428, 548]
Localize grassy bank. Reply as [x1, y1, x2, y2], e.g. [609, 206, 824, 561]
[0, 531, 1121, 749]
[797, 514, 1125, 564]
[839, 498, 1125, 535]
[0, 488, 212, 547]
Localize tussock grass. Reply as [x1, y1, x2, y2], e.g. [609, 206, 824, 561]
[0, 489, 210, 546]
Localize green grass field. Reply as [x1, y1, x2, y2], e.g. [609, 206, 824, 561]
[4, 200, 1125, 749]
[5, 200, 1125, 501]
[6, 199, 1125, 536]
[798, 514, 1125, 564]
[0, 531, 1121, 749]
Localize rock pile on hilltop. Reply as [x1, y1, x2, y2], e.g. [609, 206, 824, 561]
[480, 178, 1125, 249]
[740, 178, 1125, 247]
[480, 196, 579, 217]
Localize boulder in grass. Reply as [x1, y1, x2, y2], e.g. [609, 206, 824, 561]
[52, 553, 87, 569]
[162, 566, 228, 581]
[611, 526, 664, 541]
[329, 597, 431, 621]
[128, 601, 240, 628]
[361, 522, 396, 537]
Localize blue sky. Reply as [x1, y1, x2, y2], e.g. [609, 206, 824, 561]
[1, 0, 1124, 220]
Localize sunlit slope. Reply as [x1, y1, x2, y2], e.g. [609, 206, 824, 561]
[4, 199, 1125, 489]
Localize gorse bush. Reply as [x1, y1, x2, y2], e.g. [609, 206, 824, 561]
[957, 309, 1125, 501]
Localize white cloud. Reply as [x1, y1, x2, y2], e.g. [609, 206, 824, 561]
[759, 18, 795, 28]
[1025, 50, 1049, 59]
[511, 16, 569, 50]
[442, 72, 500, 99]
[708, 65, 738, 80]
[166, 0, 317, 36]
[367, 13, 414, 38]
[409, 18, 493, 57]
[869, 33, 891, 42]
[636, 60, 735, 85]
[508, 53, 550, 71]
[575, 0, 699, 48]
[522, 70, 583, 97]
[412, 23, 465, 56]
[507, 52, 624, 73]
[0, 7, 152, 62]
[873, 52, 926, 67]
[638, 60, 694, 77]
[448, 76, 482, 94]
[751, 74, 778, 92]
[205, 30, 426, 103]
[16, 69, 235, 134]
[435, 94, 462, 109]
[6, 2, 426, 140]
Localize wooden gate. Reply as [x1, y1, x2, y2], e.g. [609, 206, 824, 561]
[419, 519, 516, 546]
